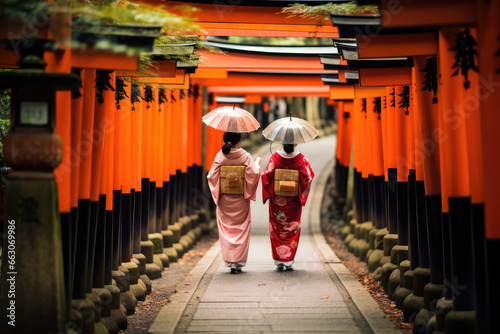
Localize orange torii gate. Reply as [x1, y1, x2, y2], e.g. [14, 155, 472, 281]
[66, 65, 206, 334]
[0, 19, 210, 330]
[3, 1, 499, 334]
[192, 40, 339, 172]
[327, 1, 500, 334]
[0, 1, 343, 333]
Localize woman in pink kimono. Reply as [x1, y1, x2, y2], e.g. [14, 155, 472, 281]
[262, 143, 314, 270]
[207, 132, 261, 274]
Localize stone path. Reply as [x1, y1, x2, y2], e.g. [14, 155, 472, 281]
[149, 135, 400, 334]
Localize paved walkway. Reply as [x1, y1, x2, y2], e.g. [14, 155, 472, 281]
[149, 135, 400, 334]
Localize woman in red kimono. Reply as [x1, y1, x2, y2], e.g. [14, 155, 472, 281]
[262, 143, 314, 270]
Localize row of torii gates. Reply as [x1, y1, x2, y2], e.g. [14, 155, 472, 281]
[0, 1, 499, 334]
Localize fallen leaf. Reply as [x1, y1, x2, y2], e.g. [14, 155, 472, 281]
[258, 284, 266, 286]
[195, 296, 200, 300]
[321, 295, 330, 299]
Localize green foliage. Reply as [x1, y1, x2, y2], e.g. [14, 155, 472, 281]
[135, 54, 159, 77]
[0, 71, 12, 172]
[0, 70, 12, 141]
[2, 1, 222, 76]
[279, 2, 379, 24]
[153, 35, 225, 62]
[1, 0, 199, 29]
[0, 0, 51, 23]
[0, 89, 11, 139]
[226, 36, 332, 46]
[2, 0, 202, 54]
[74, 0, 197, 28]
[71, 1, 201, 55]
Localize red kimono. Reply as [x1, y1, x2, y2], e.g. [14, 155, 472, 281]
[262, 151, 314, 263]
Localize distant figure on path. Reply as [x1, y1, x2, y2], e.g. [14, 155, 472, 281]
[262, 143, 314, 270]
[207, 132, 261, 274]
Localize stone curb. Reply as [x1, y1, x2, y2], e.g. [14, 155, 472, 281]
[307, 157, 400, 334]
[147, 243, 221, 334]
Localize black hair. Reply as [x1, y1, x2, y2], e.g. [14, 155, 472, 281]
[283, 143, 294, 154]
[222, 132, 241, 154]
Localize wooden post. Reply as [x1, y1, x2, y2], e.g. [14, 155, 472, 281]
[360, 98, 370, 224]
[367, 97, 385, 229]
[386, 86, 398, 234]
[380, 94, 389, 229]
[121, 79, 133, 264]
[131, 83, 143, 255]
[170, 90, 180, 223]
[407, 77, 419, 270]
[352, 98, 363, 223]
[92, 72, 114, 295]
[74, 69, 100, 300]
[181, 89, 189, 217]
[68, 69, 84, 308]
[476, 1, 500, 332]
[341, 101, 354, 201]
[140, 84, 151, 242]
[152, 85, 162, 234]
[94, 109, 108, 289]
[172, 90, 182, 222]
[336, 100, 344, 202]
[395, 85, 410, 246]
[438, 27, 474, 310]
[193, 85, 204, 210]
[156, 85, 165, 233]
[411, 62, 430, 270]
[414, 56, 444, 285]
[162, 89, 172, 229]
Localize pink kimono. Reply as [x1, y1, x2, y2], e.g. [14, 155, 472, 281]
[207, 149, 261, 268]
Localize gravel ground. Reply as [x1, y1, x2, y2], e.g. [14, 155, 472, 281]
[320, 180, 413, 334]
[120, 230, 218, 334]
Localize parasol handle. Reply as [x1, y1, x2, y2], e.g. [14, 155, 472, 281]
[289, 112, 292, 121]
[233, 103, 236, 110]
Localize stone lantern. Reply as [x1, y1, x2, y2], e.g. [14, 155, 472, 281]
[0, 44, 80, 334]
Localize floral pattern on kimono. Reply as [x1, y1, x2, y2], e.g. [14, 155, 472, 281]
[262, 151, 315, 262]
[273, 195, 288, 207]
